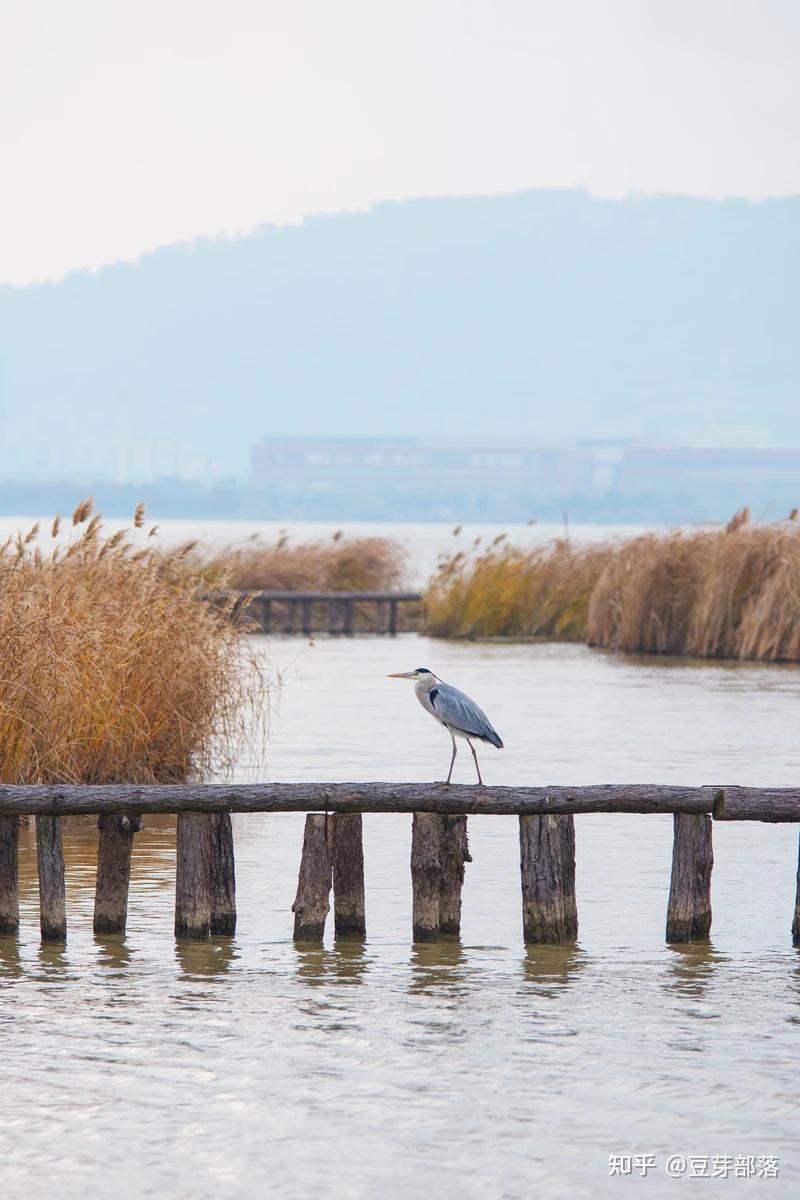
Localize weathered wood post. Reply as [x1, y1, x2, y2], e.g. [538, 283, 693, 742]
[343, 599, 355, 636]
[261, 597, 272, 633]
[439, 815, 471, 937]
[94, 813, 143, 935]
[792, 830, 800, 948]
[210, 812, 236, 936]
[292, 814, 334, 940]
[327, 600, 342, 635]
[389, 598, 399, 636]
[36, 815, 67, 941]
[411, 812, 442, 941]
[0, 815, 20, 936]
[175, 812, 212, 939]
[666, 813, 713, 942]
[332, 813, 366, 937]
[302, 598, 313, 636]
[519, 814, 578, 944]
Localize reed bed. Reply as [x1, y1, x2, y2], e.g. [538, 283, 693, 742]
[0, 502, 266, 785]
[424, 534, 612, 640]
[588, 509, 800, 660]
[202, 531, 407, 593]
[200, 531, 413, 632]
[425, 511, 800, 661]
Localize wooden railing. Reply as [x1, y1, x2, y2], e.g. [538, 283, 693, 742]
[0, 783, 798, 948]
[226, 591, 422, 635]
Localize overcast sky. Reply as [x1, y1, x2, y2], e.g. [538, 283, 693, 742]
[2, 0, 799, 285]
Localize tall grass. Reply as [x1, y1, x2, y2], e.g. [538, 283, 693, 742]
[202, 531, 407, 593]
[588, 509, 800, 659]
[425, 534, 612, 639]
[425, 512, 800, 661]
[0, 502, 266, 785]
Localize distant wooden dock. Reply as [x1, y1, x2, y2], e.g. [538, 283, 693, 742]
[225, 590, 422, 635]
[1, 783, 798, 949]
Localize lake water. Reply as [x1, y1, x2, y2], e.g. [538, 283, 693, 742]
[1, 519, 799, 1198]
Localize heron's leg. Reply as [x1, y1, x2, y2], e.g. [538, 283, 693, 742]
[445, 732, 458, 785]
[467, 739, 483, 786]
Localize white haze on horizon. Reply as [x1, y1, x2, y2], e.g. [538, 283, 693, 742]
[2, 0, 800, 285]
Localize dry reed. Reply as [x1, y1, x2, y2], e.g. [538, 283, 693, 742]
[587, 510, 800, 659]
[426, 511, 800, 661]
[202, 531, 407, 593]
[424, 534, 612, 640]
[0, 502, 267, 785]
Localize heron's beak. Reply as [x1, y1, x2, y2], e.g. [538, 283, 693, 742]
[387, 671, 416, 679]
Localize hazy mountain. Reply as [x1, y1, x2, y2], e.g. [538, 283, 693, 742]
[0, 189, 798, 482]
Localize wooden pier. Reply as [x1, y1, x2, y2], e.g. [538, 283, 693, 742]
[226, 591, 422, 635]
[0, 783, 798, 948]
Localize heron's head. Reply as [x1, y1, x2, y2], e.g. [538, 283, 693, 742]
[387, 666, 437, 682]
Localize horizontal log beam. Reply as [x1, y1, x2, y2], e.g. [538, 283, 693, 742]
[0, 781, 723, 817]
[209, 590, 422, 603]
[712, 788, 800, 823]
[0, 782, 795, 821]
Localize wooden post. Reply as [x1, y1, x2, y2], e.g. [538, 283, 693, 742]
[94, 813, 143, 935]
[175, 812, 212, 939]
[210, 812, 236, 936]
[343, 599, 355, 636]
[332, 813, 366, 937]
[411, 812, 442, 942]
[302, 598, 312, 636]
[0, 815, 19, 936]
[439, 815, 471, 936]
[666, 813, 713, 942]
[389, 598, 398, 636]
[327, 599, 340, 635]
[791, 830, 799, 948]
[36, 815, 67, 941]
[519, 814, 577, 944]
[292, 814, 334, 940]
[261, 597, 272, 633]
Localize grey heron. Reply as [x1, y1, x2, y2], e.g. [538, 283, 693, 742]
[388, 667, 503, 785]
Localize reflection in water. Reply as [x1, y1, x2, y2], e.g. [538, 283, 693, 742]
[408, 940, 467, 994]
[788, 963, 800, 1024]
[16, 815, 178, 904]
[36, 941, 71, 975]
[522, 943, 587, 995]
[664, 941, 727, 1000]
[94, 934, 134, 973]
[0, 935, 22, 978]
[175, 937, 239, 979]
[331, 938, 369, 984]
[295, 940, 370, 986]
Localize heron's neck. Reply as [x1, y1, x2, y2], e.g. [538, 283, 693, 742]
[414, 675, 438, 701]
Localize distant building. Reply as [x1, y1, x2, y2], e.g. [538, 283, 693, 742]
[249, 435, 800, 522]
[250, 435, 599, 500]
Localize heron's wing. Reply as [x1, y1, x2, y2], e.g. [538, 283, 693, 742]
[430, 684, 503, 748]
